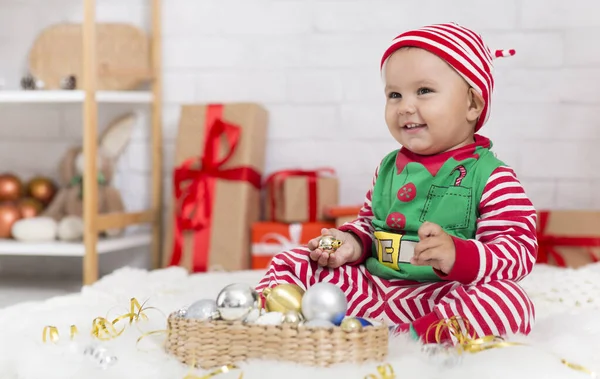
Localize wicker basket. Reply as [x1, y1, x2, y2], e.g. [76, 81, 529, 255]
[165, 312, 389, 369]
[28, 23, 151, 90]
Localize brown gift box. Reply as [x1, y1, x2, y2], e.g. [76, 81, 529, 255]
[265, 170, 339, 223]
[537, 210, 600, 268]
[162, 103, 268, 272]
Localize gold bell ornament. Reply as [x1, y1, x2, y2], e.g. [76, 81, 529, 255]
[318, 235, 342, 253]
[282, 310, 304, 327]
[340, 317, 363, 332]
[262, 283, 305, 314]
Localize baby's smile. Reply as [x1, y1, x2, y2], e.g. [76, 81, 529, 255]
[402, 123, 427, 133]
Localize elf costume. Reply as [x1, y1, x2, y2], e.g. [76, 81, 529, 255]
[256, 23, 537, 343]
[366, 134, 504, 282]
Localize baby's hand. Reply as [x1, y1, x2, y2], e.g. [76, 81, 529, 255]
[307, 228, 362, 269]
[411, 221, 456, 274]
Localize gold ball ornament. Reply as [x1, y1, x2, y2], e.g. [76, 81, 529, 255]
[262, 284, 305, 314]
[318, 235, 342, 253]
[26, 176, 57, 206]
[340, 317, 363, 332]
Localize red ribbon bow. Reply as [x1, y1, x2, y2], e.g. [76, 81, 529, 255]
[264, 168, 335, 222]
[169, 105, 262, 272]
[536, 211, 600, 267]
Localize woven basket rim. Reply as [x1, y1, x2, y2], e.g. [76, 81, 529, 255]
[167, 311, 390, 332]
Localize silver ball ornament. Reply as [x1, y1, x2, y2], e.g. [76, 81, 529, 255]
[421, 343, 463, 368]
[174, 307, 188, 318]
[185, 299, 220, 321]
[301, 282, 348, 323]
[216, 283, 260, 321]
[84, 344, 118, 370]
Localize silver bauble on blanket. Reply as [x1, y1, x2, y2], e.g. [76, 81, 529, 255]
[216, 283, 260, 321]
[84, 344, 118, 370]
[421, 343, 463, 367]
[185, 299, 220, 321]
[301, 282, 348, 323]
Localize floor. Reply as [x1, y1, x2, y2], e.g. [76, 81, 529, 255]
[0, 275, 81, 309]
[0, 245, 150, 309]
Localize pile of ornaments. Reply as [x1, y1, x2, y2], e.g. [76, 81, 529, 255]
[178, 282, 380, 332]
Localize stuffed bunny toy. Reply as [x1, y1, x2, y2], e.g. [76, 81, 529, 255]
[12, 113, 137, 241]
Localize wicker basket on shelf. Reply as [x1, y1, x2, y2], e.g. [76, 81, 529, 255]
[165, 312, 389, 369]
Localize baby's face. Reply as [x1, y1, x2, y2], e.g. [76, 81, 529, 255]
[383, 47, 482, 155]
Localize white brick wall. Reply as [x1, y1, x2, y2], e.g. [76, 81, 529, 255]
[0, 0, 599, 276]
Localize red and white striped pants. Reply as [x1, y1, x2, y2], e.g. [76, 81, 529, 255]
[256, 247, 535, 341]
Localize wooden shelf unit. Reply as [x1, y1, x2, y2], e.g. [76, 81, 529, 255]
[0, 90, 153, 103]
[82, 0, 163, 284]
[0, 234, 152, 257]
[0, 0, 164, 285]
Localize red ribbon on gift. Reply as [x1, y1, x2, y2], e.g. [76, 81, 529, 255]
[536, 210, 600, 267]
[264, 168, 335, 222]
[169, 104, 262, 272]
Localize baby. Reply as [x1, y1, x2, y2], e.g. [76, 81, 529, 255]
[256, 22, 536, 343]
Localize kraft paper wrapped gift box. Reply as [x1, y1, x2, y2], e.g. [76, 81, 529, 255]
[537, 210, 600, 268]
[264, 169, 339, 224]
[251, 221, 336, 269]
[162, 103, 268, 273]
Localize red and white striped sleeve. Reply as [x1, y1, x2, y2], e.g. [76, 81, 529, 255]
[439, 166, 538, 284]
[337, 165, 380, 266]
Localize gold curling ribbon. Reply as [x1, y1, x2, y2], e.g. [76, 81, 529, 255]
[91, 298, 150, 341]
[426, 316, 521, 353]
[183, 363, 243, 379]
[132, 300, 170, 351]
[428, 316, 596, 377]
[42, 326, 59, 343]
[42, 325, 79, 343]
[108, 297, 149, 326]
[42, 298, 152, 343]
[41, 297, 172, 353]
[561, 359, 597, 377]
[91, 316, 124, 340]
[364, 363, 395, 379]
[70, 325, 79, 340]
[135, 329, 169, 352]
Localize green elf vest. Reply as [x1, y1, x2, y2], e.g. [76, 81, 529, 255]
[367, 136, 505, 282]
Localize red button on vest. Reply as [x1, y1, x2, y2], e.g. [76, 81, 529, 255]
[397, 182, 416, 202]
[386, 212, 406, 230]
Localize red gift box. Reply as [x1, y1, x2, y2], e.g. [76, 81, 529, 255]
[251, 221, 336, 269]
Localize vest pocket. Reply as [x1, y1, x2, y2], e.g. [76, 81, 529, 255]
[419, 185, 472, 230]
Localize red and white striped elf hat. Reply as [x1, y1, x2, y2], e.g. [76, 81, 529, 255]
[380, 22, 515, 132]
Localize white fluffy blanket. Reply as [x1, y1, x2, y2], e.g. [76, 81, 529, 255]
[0, 264, 598, 379]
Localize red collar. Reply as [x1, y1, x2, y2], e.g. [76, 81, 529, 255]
[395, 134, 491, 176]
